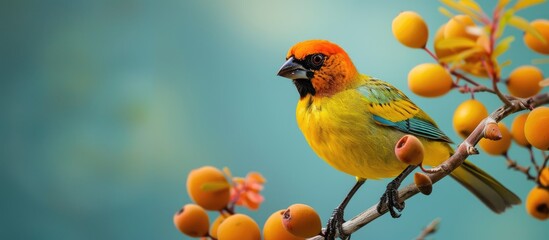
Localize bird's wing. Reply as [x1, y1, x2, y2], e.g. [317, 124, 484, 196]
[358, 77, 453, 143]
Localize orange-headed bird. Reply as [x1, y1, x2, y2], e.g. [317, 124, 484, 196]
[277, 40, 520, 239]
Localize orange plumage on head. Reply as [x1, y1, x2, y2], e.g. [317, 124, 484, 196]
[286, 40, 359, 96]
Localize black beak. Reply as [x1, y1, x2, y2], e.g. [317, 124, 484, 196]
[276, 57, 310, 80]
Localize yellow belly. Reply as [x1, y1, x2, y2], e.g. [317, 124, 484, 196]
[296, 92, 450, 179]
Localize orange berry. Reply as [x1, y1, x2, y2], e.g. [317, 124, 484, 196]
[444, 15, 478, 41]
[414, 172, 433, 195]
[282, 204, 322, 238]
[186, 166, 230, 210]
[408, 63, 453, 97]
[540, 168, 549, 187]
[526, 186, 549, 220]
[506, 65, 543, 98]
[263, 210, 305, 240]
[434, 24, 455, 59]
[392, 11, 429, 48]
[524, 106, 549, 150]
[209, 214, 229, 239]
[453, 99, 489, 138]
[395, 135, 424, 166]
[510, 113, 530, 147]
[523, 19, 549, 54]
[173, 204, 210, 237]
[478, 122, 512, 155]
[537, 167, 549, 187]
[217, 214, 261, 240]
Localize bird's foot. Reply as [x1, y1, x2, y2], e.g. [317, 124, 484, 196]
[324, 206, 350, 240]
[376, 181, 405, 218]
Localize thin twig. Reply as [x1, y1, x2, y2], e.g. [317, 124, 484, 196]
[484, 8, 513, 107]
[482, 59, 512, 106]
[458, 84, 496, 94]
[527, 146, 540, 171]
[450, 70, 481, 87]
[502, 153, 536, 181]
[307, 92, 549, 240]
[415, 218, 441, 240]
[423, 47, 442, 66]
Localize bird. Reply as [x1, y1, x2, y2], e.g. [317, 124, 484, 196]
[276, 39, 520, 239]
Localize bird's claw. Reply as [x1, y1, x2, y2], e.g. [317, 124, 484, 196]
[324, 207, 350, 240]
[376, 182, 405, 218]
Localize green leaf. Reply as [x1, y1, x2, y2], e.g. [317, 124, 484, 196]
[201, 181, 230, 192]
[436, 37, 477, 49]
[494, 36, 515, 57]
[513, 0, 546, 11]
[508, 15, 547, 44]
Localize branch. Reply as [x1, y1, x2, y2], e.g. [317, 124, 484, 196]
[450, 70, 482, 87]
[457, 84, 495, 94]
[527, 146, 540, 171]
[482, 59, 512, 106]
[308, 92, 549, 240]
[415, 218, 441, 240]
[502, 153, 536, 181]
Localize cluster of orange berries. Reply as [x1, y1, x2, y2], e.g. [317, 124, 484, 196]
[391, 2, 549, 221]
[527, 168, 549, 220]
[173, 166, 323, 239]
[173, 166, 265, 239]
[454, 102, 549, 155]
[393, 11, 548, 99]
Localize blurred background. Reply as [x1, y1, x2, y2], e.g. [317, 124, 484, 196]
[1, 0, 548, 239]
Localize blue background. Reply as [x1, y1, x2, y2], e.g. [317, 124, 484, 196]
[2, 0, 548, 239]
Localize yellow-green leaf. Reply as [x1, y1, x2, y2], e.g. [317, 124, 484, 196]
[500, 59, 512, 68]
[201, 181, 230, 192]
[223, 167, 232, 179]
[436, 37, 477, 49]
[495, 9, 514, 38]
[460, 0, 483, 13]
[508, 15, 547, 44]
[513, 0, 546, 11]
[440, 47, 483, 63]
[494, 36, 515, 57]
[496, 0, 512, 10]
[532, 58, 549, 64]
[438, 6, 454, 19]
[440, 0, 481, 22]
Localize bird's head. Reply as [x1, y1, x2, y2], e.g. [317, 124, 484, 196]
[277, 40, 359, 98]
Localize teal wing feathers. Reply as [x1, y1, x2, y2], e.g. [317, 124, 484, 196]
[358, 76, 452, 143]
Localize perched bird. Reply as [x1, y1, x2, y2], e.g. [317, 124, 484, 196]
[277, 40, 520, 239]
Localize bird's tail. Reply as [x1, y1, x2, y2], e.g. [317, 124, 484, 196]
[450, 160, 521, 213]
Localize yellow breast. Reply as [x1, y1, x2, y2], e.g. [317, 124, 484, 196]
[296, 90, 450, 179]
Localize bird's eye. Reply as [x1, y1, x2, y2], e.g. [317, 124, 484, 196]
[309, 54, 325, 68]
